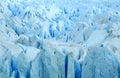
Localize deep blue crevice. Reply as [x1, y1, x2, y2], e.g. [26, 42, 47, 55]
[118, 64, 120, 78]
[49, 25, 55, 37]
[10, 57, 18, 76]
[26, 68, 30, 78]
[43, 32, 47, 39]
[74, 60, 82, 78]
[15, 70, 20, 78]
[10, 58, 14, 69]
[65, 54, 68, 78]
[26, 62, 32, 78]
[64, 8, 67, 14]
[10, 58, 14, 77]
[36, 41, 41, 48]
[14, 26, 21, 36]
[10, 57, 20, 78]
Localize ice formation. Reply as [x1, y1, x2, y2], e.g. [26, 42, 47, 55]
[0, 0, 120, 78]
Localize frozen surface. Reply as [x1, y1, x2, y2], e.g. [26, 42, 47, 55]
[0, 0, 120, 78]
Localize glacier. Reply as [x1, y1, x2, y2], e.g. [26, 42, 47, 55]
[0, 0, 120, 78]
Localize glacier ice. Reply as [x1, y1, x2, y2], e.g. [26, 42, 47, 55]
[82, 46, 119, 78]
[0, 0, 120, 78]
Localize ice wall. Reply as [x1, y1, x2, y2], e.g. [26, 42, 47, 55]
[0, 0, 120, 78]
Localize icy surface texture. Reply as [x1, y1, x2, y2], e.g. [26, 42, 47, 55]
[0, 0, 120, 78]
[82, 46, 119, 78]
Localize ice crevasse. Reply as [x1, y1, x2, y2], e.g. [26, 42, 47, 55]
[0, 0, 120, 78]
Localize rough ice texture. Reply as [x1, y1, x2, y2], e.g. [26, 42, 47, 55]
[82, 46, 119, 78]
[0, 0, 120, 78]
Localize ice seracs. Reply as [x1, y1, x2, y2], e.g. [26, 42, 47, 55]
[0, 0, 120, 78]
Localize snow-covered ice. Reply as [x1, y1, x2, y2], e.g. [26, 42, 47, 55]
[0, 0, 120, 78]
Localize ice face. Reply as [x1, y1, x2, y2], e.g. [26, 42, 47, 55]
[82, 46, 119, 78]
[0, 0, 120, 78]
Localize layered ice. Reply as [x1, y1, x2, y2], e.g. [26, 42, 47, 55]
[0, 0, 120, 78]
